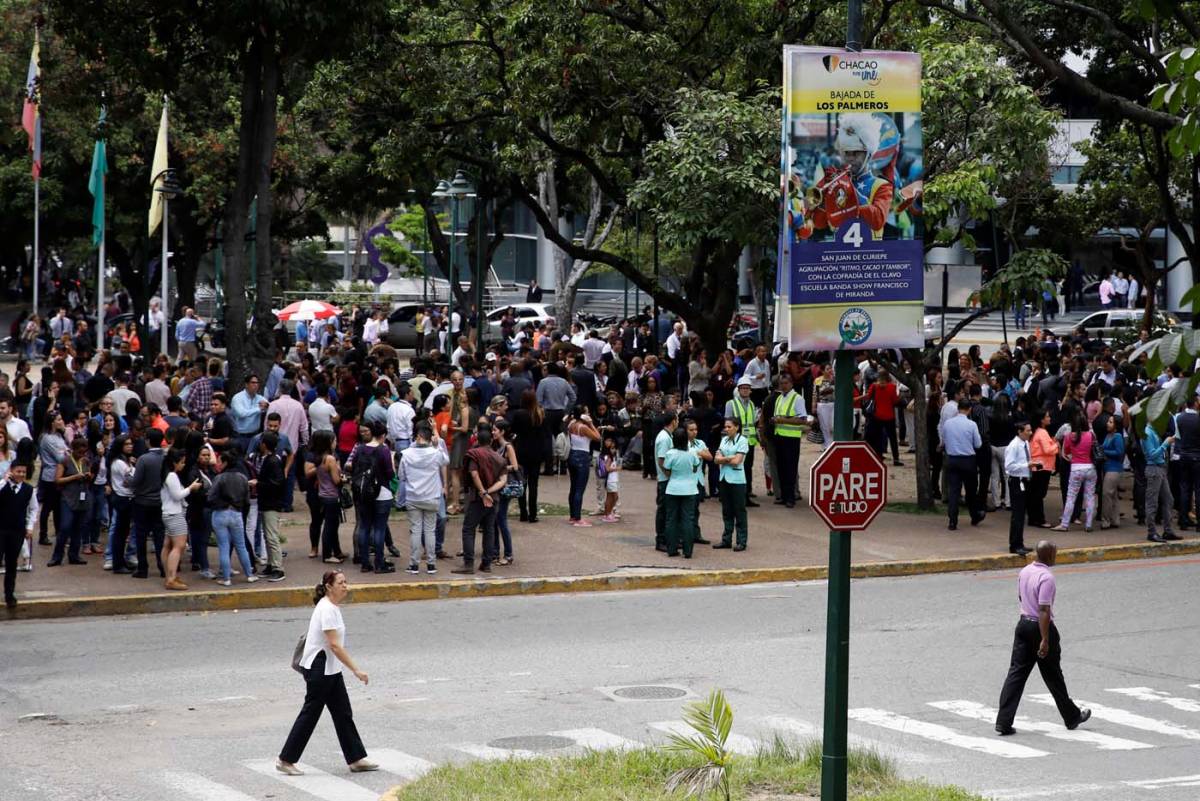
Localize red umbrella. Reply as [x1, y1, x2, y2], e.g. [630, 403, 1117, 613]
[275, 300, 342, 321]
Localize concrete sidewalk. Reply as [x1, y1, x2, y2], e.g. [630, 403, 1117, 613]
[6, 450, 1195, 619]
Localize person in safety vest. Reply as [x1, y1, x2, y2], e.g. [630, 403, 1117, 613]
[766, 372, 811, 509]
[724, 377, 761, 506]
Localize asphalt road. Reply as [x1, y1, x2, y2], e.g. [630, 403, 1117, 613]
[1, 557, 1198, 801]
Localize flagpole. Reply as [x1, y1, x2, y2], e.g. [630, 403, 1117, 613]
[159, 96, 169, 357]
[97, 224, 105, 354]
[33, 178, 39, 317]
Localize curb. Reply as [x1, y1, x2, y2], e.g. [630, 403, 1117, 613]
[6, 539, 1200, 621]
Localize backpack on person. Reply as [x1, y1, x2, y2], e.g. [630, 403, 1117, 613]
[350, 444, 381, 502]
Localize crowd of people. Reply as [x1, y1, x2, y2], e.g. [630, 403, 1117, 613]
[0, 294, 1189, 608]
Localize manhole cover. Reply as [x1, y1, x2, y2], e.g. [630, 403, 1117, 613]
[611, 685, 689, 700]
[487, 735, 575, 751]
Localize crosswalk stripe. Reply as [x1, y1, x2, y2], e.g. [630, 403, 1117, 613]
[983, 783, 1110, 799]
[453, 742, 543, 760]
[1107, 687, 1200, 713]
[928, 700, 1151, 751]
[243, 759, 379, 801]
[550, 728, 640, 751]
[160, 770, 259, 801]
[754, 714, 938, 764]
[369, 748, 435, 780]
[1030, 696, 1200, 741]
[847, 708, 1048, 758]
[1124, 774, 1200, 789]
[648, 721, 758, 755]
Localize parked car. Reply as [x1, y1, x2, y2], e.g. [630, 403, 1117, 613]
[381, 303, 424, 349]
[1072, 309, 1179, 340]
[487, 303, 556, 332]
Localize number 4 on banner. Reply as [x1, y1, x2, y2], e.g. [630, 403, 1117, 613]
[841, 221, 863, 248]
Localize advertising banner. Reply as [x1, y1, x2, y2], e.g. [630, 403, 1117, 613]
[778, 47, 924, 350]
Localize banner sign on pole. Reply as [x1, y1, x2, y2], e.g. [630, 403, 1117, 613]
[779, 47, 924, 350]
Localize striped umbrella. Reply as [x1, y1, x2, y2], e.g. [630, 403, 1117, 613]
[275, 299, 342, 321]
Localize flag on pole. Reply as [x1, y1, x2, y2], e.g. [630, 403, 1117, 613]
[148, 100, 168, 236]
[89, 107, 108, 246]
[22, 34, 42, 178]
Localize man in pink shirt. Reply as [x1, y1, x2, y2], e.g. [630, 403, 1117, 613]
[1098, 274, 1114, 308]
[994, 541, 1091, 735]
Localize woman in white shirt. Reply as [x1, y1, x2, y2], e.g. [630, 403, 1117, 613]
[160, 447, 201, 591]
[277, 570, 377, 776]
[108, 435, 136, 573]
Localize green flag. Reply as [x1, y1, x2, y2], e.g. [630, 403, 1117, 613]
[88, 107, 107, 246]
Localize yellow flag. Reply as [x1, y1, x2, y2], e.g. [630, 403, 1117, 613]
[148, 101, 168, 236]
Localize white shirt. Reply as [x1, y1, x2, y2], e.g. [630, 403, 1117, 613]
[423, 381, 453, 410]
[582, 338, 605, 369]
[148, 308, 165, 332]
[386, 399, 416, 443]
[300, 597, 346, 675]
[363, 317, 380, 345]
[4, 417, 32, 445]
[665, 332, 682, 360]
[744, 358, 770, 389]
[144, 379, 171, 409]
[451, 347, 468, 368]
[1004, 435, 1032, 479]
[450, 311, 462, 333]
[1112, 275, 1130, 295]
[161, 471, 191, 516]
[107, 387, 139, 415]
[308, 397, 337, 433]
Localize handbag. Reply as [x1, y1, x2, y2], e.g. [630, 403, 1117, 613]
[501, 466, 525, 498]
[338, 484, 354, 510]
[291, 635, 307, 675]
[1090, 436, 1106, 470]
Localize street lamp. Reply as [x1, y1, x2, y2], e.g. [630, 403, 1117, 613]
[153, 166, 182, 355]
[434, 170, 477, 341]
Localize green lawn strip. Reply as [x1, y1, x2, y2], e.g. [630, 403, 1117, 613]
[387, 740, 985, 801]
[884, 501, 942, 515]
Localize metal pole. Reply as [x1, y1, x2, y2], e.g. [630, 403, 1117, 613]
[653, 222, 660, 342]
[97, 227, 105, 354]
[450, 198, 458, 315]
[821, 4, 861, 800]
[476, 198, 485, 347]
[33, 178, 39, 317]
[161, 196, 169, 355]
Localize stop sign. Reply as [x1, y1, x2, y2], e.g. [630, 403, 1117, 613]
[809, 441, 887, 531]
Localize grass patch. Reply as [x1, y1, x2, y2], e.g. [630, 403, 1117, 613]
[885, 501, 941, 515]
[535, 502, 571, 517]
[387, 740, 985, 801]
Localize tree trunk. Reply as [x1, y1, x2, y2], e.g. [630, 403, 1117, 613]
[245, 31, 280, 392]
[223, 32, 264, 393]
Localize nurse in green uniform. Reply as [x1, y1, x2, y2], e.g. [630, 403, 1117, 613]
[663, 428, 700, 558]
[685, 419, 712, 546]
[713, 417, 749, 550]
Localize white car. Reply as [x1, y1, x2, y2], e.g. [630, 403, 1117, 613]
[487, 303, 556, 331]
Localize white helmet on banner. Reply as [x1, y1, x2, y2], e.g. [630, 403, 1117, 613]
[834, 113, 880, 161]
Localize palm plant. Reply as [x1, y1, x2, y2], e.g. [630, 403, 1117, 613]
[663, 689, 736, 801]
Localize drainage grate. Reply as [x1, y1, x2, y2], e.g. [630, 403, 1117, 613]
[487, 735, 575, 751]
[611, 685, 689, 700]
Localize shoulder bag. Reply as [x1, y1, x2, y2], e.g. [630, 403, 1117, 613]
[291, 635, 307, 675]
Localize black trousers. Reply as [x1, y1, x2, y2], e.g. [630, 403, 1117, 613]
[996, 619, 1082, 730]
[2, 528, 25, 602]
[517, 456, 542, 520]
[306, 488, 322, 550]
[320, 498, 342, 559]
[1007, 476, 1028, 551]
[945, 455, 981, 527]
[132, 503, 165, 577]
[744, 445, 756, 494]
[461, 497, 497, 566]
[774, 436, 801, 505]
[655, 480, 668, 548]
[975, 445, 992, 511]
[280, 652, 367, 765]
[1026, 469, 1051, 527]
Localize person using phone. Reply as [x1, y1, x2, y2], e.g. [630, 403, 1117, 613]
[1141, 417, 1179, 543]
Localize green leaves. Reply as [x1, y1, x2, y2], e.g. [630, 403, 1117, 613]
[664, 689, 736, 801]
[1151, 44, 1200, 157]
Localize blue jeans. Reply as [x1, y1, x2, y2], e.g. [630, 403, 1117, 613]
[567, 450, 591, 520]
[87, 486, 109, 546]
[358, 498, 392, 571]
[53, 500, 88, 562]
[496, 496, 513, 558]
[435, 495, 447, 554]
[211, 509, 253, 582]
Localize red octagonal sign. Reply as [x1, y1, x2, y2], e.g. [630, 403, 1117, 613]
[808, 441, 888, 531]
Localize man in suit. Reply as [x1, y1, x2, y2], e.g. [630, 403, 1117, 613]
[570, 362, 600, 416]
[0, 461, 38, 608]
[526, 279, 543, 303]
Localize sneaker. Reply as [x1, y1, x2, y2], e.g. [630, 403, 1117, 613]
[103, 560, 113, 570]
[406, 564, 420, 574]
[426, 564, 437, 574]
[199, 570, 216, 580]
[217, 579, 232, 587]
[246, 575, 260, 584]
[600, 515, 619, 523]
[17, 564, 32, 572]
